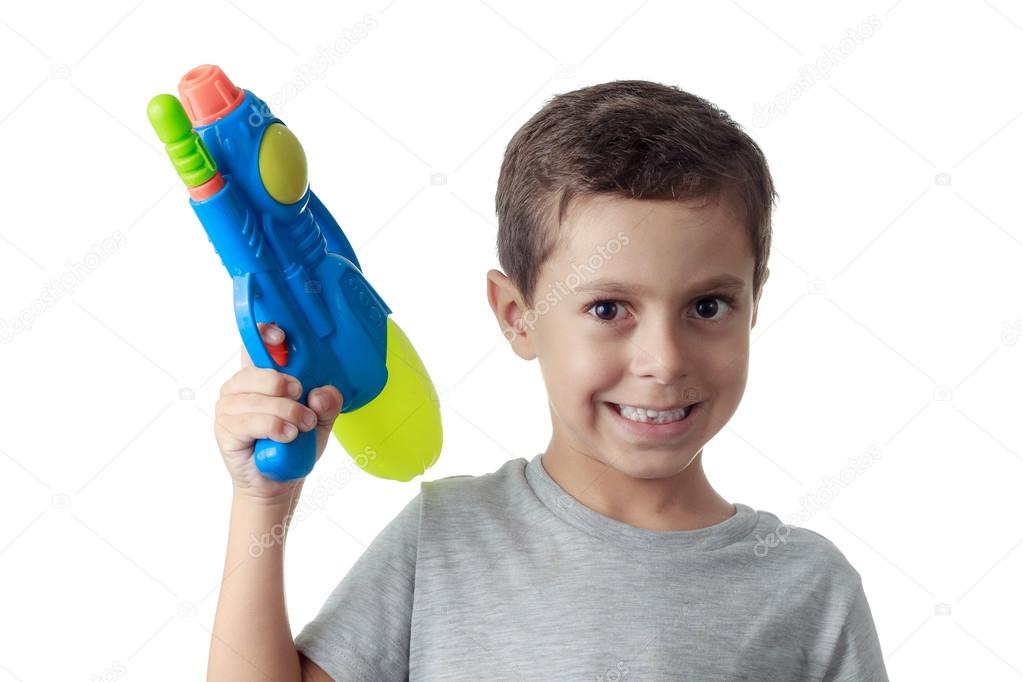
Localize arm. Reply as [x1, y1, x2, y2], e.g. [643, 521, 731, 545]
[208, 323, 345, 681]
[207, 488, 304, 681]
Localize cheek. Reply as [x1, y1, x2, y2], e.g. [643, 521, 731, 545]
[542, 326, 621, 392]
[571, 337, 620, 386]
[703, 337, 751, 388]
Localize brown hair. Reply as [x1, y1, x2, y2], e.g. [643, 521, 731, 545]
[495, 80, 777, 308]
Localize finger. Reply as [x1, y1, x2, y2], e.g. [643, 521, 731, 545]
[216, 411, 303, 445]
[218, 393, 318, 433]
[241, 323, 286, 369]
[310, 386, 344, 462]
[221, 366, 302, 400]
[308, 385, 343, 420]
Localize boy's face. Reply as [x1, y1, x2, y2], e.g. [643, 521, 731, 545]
[488, 193, 767, 488]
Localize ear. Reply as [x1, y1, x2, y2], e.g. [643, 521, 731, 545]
[487, 269, 537, 361]
[751, 267, 769, 329]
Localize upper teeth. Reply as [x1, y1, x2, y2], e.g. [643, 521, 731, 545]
[616, 403, 692, 424]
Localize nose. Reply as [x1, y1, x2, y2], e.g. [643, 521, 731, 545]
[630, 318, 689, 384]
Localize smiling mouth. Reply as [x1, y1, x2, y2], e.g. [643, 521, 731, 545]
[607, 401, 699, 425]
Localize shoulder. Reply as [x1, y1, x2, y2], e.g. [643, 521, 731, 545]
[745, 507, 864, 603]
[420, 457, 528, 505]
[415, 457, 531, 538]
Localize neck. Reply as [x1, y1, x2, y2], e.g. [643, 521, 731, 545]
[541, 441, 734, 532]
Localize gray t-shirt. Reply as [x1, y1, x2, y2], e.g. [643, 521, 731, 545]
[295, 454, 888, 681]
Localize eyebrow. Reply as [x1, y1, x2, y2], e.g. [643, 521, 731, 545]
[574, 274, 748, 296]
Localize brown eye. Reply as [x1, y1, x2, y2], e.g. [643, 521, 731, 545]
[587, 300, 623, 323]
[695, 297, 719, 318]
[694, 296, 733, 322]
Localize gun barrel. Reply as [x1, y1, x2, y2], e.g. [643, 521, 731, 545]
[146, 94, 224, 199]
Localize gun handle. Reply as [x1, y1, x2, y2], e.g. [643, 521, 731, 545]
[234, 273, 319, 481]
[254, 423, 317, 481]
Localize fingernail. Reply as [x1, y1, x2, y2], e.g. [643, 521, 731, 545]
[288, 382, 301, 398]
[266, 327, 283, 344]
[303, 411, 316, 428]
[284, 424, 297, 438]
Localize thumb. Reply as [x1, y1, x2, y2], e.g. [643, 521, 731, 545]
[309, 385, 343, 426]
[310, 385, 344, 459]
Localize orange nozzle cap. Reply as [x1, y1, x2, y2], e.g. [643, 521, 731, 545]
[178, 64, 245, 126]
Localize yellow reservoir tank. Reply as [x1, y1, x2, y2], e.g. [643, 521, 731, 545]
[332, 316, 443, 482]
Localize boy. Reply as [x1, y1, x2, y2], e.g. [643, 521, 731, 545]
[207, 80, 888, 681]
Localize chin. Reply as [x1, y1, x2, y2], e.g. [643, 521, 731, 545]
[597, 445, 701, 480]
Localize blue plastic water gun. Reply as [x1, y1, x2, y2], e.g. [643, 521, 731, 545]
[146, 64, 442, 482]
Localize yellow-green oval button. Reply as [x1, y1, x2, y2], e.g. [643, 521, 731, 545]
[258, 123, 308, 204]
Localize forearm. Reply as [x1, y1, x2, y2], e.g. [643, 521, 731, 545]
[207, 486, 304, 682]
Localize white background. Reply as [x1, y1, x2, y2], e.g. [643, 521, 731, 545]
[1, 1, 1021, 680]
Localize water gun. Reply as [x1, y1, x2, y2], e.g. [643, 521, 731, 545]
[145, 64, 442, 482]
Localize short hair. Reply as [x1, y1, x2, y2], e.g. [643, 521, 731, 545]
[495, 80, 777, 308]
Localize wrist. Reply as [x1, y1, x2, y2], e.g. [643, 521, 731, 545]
[228, 489, 302, 560]
[231, 485, 302, 519]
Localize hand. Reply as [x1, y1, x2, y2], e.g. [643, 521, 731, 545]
[213, 323, 344, 502]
